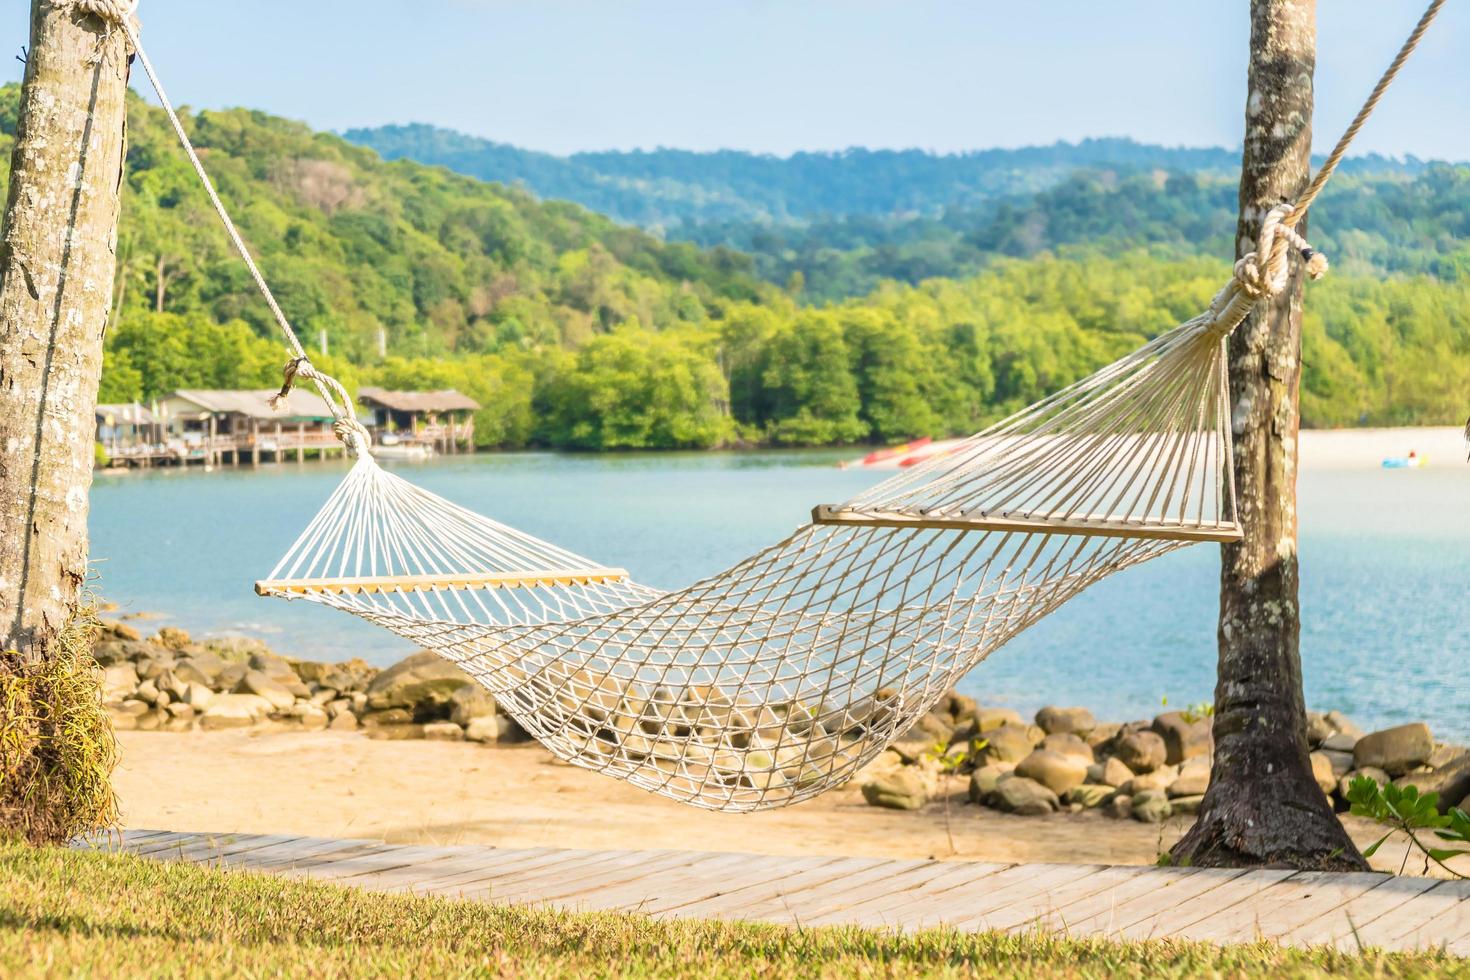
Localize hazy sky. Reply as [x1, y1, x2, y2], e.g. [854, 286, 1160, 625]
[5, 1, 1466, 159]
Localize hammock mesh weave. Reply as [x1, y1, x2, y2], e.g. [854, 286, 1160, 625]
[259, 307, 1240, 811]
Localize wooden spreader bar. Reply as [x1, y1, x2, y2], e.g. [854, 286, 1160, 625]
[255, 567, 630, 597]
[811, 505, 1243, 543]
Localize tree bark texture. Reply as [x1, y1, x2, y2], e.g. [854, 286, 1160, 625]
[1171, 0, 1366, 871]
[0, 1, 130, 656]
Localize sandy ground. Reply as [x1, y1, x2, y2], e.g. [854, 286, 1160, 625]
[113, 730, 1466, 876]
[1297, 426, 1466, 469]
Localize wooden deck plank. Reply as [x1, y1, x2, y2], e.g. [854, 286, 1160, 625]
[75, 830, 1470, 954]
[1114, 869, 1298, 941]
[806, 861, 1013, 928]
[920, 864, 1109, 932]
[1177, 871, 1388, 944]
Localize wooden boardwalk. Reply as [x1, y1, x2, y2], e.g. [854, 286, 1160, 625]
[77, 830, 1470, 954]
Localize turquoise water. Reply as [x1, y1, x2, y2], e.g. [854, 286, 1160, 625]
[89, 452, 1470, 740]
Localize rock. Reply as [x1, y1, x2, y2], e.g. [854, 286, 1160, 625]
[1122, 765, 1177, 796]
[134, 680, 160, 705]
[991, 776, 1059, 815]
[946, 693, 978, 722]
[861, 768, 929, 811]
[1319, 749, 1354, 779]
[890, 736, 937, 765]
[215, 663, 248, 692]
[1325, 710, 1363, 739]
[907, 710, 955, 745]
[112, 699, 150, 717]
[448, 685, 497, 726]
[235, 670, 295, 711]
[1104, 794, 1133, 820]
[324, 698, 353, 719]
[976, 707, 1023, 733]
[199, 694, 273, 730]
[978, 724, 1037, 765]
[154, 626, 192, 651]
[98, 619, 141, 642]
[1354, 723, 1434, 777]
[1065, 783, 1113, 809]
[100, 663, 138, 699]
[1085, 723, 1123, 752]
[136, 709, 162, 732]
[1338, 767, 1390, 801]
[1098, 757, 1134, 788]
[1131, 789, 1172, 823]
[1429, 744, 1468, 770]
[365, 651, 473, 713]
[164, 702, 195, 721]
[1040, 732, 1094, 762]
[1320, 732, 1358, 753]
[968, 762, 1014, 803]
[1151, 712, 1212, 765]
[496, 716, 530, 743]
[182, 683, 214, 710]
[1168, 767, 1210, 798]
[135, 656, 174, 682]
[1115, 731, 1168, 774]
[1305, 711, 1336, 748]
[360, 708, 414, 727]
[1309, 752, 1337, 796]
[286, 703, 329, 731]
[1170, 794, 1205, 815]
[422, 721, 464, 741]
[464, 715, 499, 743]
[170, 658, 215, 687]
[1036, 706, 1096, 737]
[1015, 749, 1089, 796]
[328, 710, 359, 732]
[202, 635, 272, 662]
[1396, 755, 1470, 813]
[365, 723, 425, 741]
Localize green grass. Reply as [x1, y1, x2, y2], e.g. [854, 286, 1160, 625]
[0, 843, 1460, 978]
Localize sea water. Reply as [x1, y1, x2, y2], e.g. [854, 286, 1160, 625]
[88, 451, 1470, 740]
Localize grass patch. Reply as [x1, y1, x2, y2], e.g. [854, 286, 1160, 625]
[0, 844, 1461, 978]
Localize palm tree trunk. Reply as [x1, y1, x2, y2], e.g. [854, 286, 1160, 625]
[1171, 0, 1366, 871]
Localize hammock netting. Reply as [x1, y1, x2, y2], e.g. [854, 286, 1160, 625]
[258, 307, 1240, 811]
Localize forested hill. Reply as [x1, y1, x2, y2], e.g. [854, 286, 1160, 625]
[1, 88, 1466, 449]
[343, 123, 1432, 229]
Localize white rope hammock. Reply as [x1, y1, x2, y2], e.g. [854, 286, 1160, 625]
[88, 0, 1445, 811]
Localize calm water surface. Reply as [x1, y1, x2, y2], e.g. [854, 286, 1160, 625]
[89, 451, 1470, 740]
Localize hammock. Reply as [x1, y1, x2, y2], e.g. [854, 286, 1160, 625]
[92, 0, 1444, 811]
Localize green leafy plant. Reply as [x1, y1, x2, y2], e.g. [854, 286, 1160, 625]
[1345, 776, 1470, 878]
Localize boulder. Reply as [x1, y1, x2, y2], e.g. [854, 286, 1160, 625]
[1131, 789, 1172, 823]
[1429, 744, 1468, 770]
[422, 721, 465, 741]
[978, 724, 1037, 765]
[907, 710, 955, 745]
[199, 694, 273, 730]
[890, 736, 936, 765]
[112, 699, 149, 717]
[153, 626, 192, 651]
[1098, 756, 1135, 788]
[991, 776, 1059, 815]
[203, 635, 272, 662]
[976, 707, 1023, 733]
[100, 664, 138, 699]
[1309, 752, 1338, 796]
[1104, 794, 1133, 820]
[1305, 711, 1336, 748]
[1170, 794, 1205, 815]
[134, 680, 160, 706]
[1325, 710, 1363, 739]
[968, 762, 1014, 803]
[1338, 766, 1390, 801]
[464, 716, 500, 743]
[98, 619, 141, 642]
[1122, 765, 1177, 796]
[135, 656, 174, 682]
[1085, 723, 1123, 752]
[287, 703, 329, 731]
[1354, 723, 1434, 777]
[1318, 749, 1354, 779]
[215, 663, 248, 692]
[1065, 783, 1113, 809]
[1396, 754, 1470, 813]
[1115, 731, 1168, 774]
[1320, 732, 1358, 753]
[365, 651, 473, 713]
[170, 658, 215, 687]
[1015, 749, 1089, 796]
[1167, 766, 1210, 799]
[328, 710, 359, 732]
[236, 670, 295, 711]
[946, 693, 979, 723]
[1151, 712, 1212, 765]
[1035, 706, 1096, 737]
[1040, 732, 1093, 762]
[861, 768, 929, 811]
[448, 685, 497, 726]
[182, 683, 214, 710]
[360, 708, 414, 727]
[164, 702, 195, 721]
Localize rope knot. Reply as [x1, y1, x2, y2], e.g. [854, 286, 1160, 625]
[71, 0, 140, 43]
[268, 356, 312, 412]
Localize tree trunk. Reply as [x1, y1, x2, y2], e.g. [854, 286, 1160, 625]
[0, 1, 131, 840]
[1171, 0, 1365, 871]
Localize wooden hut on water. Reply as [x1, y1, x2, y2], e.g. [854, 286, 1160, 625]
[157, 389, 348, 466]
[95, 403, 165, 465]
[358, 387, 479, 453]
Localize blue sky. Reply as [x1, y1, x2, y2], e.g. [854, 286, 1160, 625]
[5, 1, 1466, 159]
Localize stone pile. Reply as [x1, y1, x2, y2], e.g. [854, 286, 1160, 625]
[95, 622, 528, 744]
[858, 700, 1470, 823]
